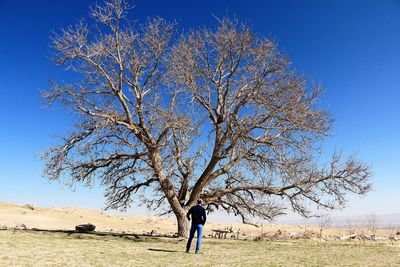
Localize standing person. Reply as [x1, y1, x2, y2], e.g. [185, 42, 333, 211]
[186, 199, 207, 254]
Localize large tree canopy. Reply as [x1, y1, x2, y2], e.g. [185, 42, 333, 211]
[43, 0, 371, 236]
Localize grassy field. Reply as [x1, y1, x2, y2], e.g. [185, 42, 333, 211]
[1, 230, 399, 266]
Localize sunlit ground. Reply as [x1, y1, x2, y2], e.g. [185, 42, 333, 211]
[1, 230, 399, 266]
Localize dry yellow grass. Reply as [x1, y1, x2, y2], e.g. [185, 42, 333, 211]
[0, 230, 399, 266]
[1, 201, 399, 266]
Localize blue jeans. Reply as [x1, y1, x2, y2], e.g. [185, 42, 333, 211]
[186, 224, 203, 253]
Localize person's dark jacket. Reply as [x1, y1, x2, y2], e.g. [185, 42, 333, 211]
[186, 205, 206, 225]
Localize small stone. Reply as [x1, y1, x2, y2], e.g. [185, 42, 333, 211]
[14, 224, 27, 230]
[23, 204, 35, 210]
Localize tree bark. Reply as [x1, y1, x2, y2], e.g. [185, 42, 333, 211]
[176, 211, 190, 238]
[150, 149, 190, 237]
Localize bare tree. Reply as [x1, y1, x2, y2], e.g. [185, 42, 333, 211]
[42, 0, 372, 237]
[366, 214, 380, 239]
[345, 218, 354, 236]
[318, 215, 332, 241]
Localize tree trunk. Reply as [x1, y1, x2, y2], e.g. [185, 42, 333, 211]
[176, 212, 190, 238]
[150, 149, 190, 238]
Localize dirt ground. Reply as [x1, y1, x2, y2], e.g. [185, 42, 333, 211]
[0, 201, 289, 237]
[1, 201, 400, 266]
[0, 230, 399, 266]
[0, 201, 395, 239]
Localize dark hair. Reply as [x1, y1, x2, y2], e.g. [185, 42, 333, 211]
[197, 199, 202, 204]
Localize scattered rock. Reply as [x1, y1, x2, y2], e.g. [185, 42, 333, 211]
[150, 229, 158, 235]
[0, 225, 7, 230]
[75, 223, 96, 233]
[254, 229, 320, 241]
[14, 224, 27, 230]
[340, 234, 354, 241]
[23, 204, 35, 210]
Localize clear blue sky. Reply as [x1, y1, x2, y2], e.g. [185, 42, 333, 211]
[0, 0, 399, 219]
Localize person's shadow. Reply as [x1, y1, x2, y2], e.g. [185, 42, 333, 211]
[148, 248, 181, 253]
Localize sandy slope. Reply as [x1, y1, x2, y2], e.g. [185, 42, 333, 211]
[2, 201, 392, 238]
[0, 201, 268, 236]
[0, 201, 178, 234]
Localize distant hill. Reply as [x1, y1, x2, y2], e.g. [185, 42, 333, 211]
[274, 213, 400, 228]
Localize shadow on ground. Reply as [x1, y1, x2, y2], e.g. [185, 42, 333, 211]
[1, 228, 181, 242]
[148, 248, 182, 253]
